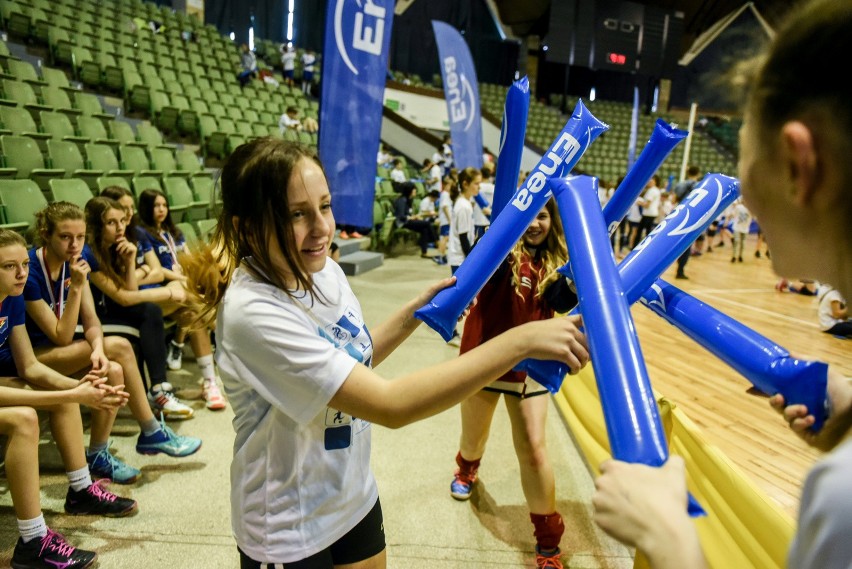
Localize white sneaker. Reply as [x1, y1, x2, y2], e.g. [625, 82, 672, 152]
[166, 341, 184, 371]
[148, 389, 194, 420]
[202, 378, 227, 411]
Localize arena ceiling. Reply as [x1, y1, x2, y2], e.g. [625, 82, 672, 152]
[492, 0, 794, 55]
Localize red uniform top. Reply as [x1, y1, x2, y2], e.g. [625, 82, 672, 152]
[460, 253, 554, 384]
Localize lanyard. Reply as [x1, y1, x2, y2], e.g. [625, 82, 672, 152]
[160, 231, 180, 268]
[38, 247, 66, 318]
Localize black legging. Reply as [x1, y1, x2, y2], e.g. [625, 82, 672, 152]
[402, 219, 437, 254]
[95, 294, 168, 391]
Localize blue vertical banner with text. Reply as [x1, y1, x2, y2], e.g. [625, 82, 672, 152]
[319, 0, 394, 229]
[432, 20, 483, 172]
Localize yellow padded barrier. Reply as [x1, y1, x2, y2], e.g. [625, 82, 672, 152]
[554, 365, 794, 569]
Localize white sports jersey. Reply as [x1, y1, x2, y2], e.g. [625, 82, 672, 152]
[216, 260, 377, 563]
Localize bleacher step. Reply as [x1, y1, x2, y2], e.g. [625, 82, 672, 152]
[334, 237, 366, 256]
[338, 250, 384, 276]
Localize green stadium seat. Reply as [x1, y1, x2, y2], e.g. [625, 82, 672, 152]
[39, 111, 89, 146]
[194, 217, 217, 242]
[149, 90, 178, 135]
[175, 148, 211, 178]
[0, 179, 48, 236]
[49, 177, 94, 209]
[162, 176, 206, 222]
[41, 66, 77, 93]
[47, 139, 103, 191]
[77, 116, 118, 148]
[108, 120, 146, 148]
[1, 79, 50, 113]
[175, 221, 199, 248]
[85, 143, 133, 182]
[119, 145, 162, 178]
[135, 122, 175, 150]
[131, 175, 162, 201]
[0, 106, 49, 145]
[198, 115, 226, 159]
[149, 147, 190, 178]
[40, 85, 82, 118]
[6, 59, 44, 86]
[0, 135, 65, 196]
[96, 175, 131, 194]
[74, 92, 113, 121]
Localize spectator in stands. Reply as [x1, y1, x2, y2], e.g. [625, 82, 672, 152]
[378, 144, 394, 169]
[418, 189, 440, 224]
[434, 175, 454, 265]
[0, 228, 137, 568]
[280, 43, 296, 88]
[237, 43, 257, 89]
[135, 190, 227, 411]
[279, 106, 303, 135]
[593, 2, 852, 567]
[301, 49, 316, 96]
[178, 137, 588, 567]
[389, 158, 407, 187]
[632, 174, 662, 248]
[23, 202, 201, 484]
[422, 157, 442, 193]
[450, 197, 578, 569]
[84, 196, 196, 420]
[393, 182, 437, 259]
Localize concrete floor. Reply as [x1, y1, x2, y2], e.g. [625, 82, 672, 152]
[0, 249, 633, 568]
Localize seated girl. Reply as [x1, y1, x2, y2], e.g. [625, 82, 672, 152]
[23, 202, 201, 484]
[134, 189, 225, 411]
[0, 229, 137, 568]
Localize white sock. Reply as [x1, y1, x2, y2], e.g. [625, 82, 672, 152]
[67, 466, 92, 492]
[197, 354, 216, 381]
[18, 514, 47, 543]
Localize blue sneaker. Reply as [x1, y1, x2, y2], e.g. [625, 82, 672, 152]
[87, 445, 141, 484]
[136, 423, 202, 457]
[450, 471, 476, 501]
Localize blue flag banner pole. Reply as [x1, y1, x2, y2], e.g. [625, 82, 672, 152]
[432, 20, 483, 171]
[627, 85, 639, 169]
[318, 0, 394, 229]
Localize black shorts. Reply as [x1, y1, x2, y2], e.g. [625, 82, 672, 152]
[238, 498, 385, 568]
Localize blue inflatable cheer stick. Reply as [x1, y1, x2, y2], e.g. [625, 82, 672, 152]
[641, 280, 830, 432]
[415, 99, 609, 341]
[520, 174, 740, 389]
[552, 177, 705, 516]
[491, 76, 530, 222]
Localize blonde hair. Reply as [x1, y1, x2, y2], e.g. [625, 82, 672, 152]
[509, 198, 568, 301]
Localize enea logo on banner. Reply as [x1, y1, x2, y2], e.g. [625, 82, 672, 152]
[442, 56, 476, 131]
[334, 0, 387, 75]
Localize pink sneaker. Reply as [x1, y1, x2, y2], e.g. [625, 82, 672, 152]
[202, 379, 227, 411]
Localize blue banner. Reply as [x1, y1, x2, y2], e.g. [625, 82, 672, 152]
[432, 20, 483, 172]
[318, 0, 394, 229]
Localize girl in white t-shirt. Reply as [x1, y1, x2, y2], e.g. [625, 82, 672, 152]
[817, 284, 851, 337]
[447, 167, 482, 273]
[181, 138, 589, 568]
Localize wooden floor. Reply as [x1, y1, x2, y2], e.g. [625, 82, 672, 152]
[624, 234, 849, 519]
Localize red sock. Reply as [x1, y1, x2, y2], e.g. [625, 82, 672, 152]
[530, 511, 564, 551]
[455, 452, 481, 481]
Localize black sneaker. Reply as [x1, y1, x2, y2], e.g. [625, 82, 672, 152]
[11, 529, 97, 569]
[64, 480, 138, 517]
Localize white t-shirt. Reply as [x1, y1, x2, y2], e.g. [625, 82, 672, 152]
[390, 168, 406, 183]
[302, 52, 316, 72]
[817, 286, 846, 331]
[626, 200, 642, 223]
[448, 197, 474, 267]
[419, 196, 436, 218]
[278, 113, 301, 134]
[732, 202, 753, 234]
[427, 164, 442, 192]
[641, 186, 661, 218]
[437, 190, 452, 226]
[281, 50, 296, 71]
[473, 182, 493, 226]
[216, 262, 377, 563]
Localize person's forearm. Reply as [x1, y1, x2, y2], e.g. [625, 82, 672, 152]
[85, 326, 104, 355]
[370, 296, 424, 366]
[53, 286, 84, 345]
[0, 385, 80, 407]
[22, 362, 79, 391]
[641, 520, 707, 569]
[372, 326, 531, 428]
